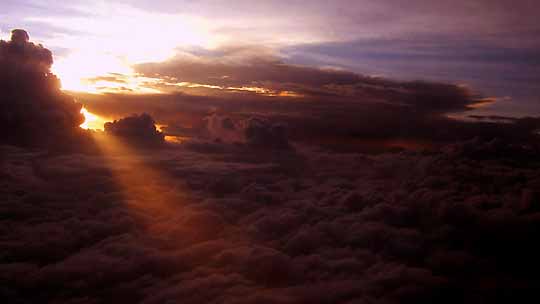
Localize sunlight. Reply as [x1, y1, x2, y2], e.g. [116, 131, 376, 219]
[90, 132, 194, 237]
[80, 107, 108, 130]
[37, 2, 216, 93]
[53, 52, 132, 93]
[53, 53, 164, 93]
[164, 135, 189, 143]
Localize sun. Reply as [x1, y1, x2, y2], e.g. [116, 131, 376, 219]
[80, 107, 108, 130]
[42, 3, 216, 94]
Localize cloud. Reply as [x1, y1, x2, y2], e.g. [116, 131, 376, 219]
[0, 29, 85, 148]
[135, 46, 363, 91]
[75, 87, 540, 153]
[283, 33, 540, 118]
[104, 113, 165, 146]
[3, 136, 540, 303]
[82, 45, 536, 148]
[244, 117, 290, 150]
[85, 74, 129, 84]
[2, 6, 540, 304]
[204, 114, 291, 150]
[205, 113, 244, 143]
[134, 46, 485, 112]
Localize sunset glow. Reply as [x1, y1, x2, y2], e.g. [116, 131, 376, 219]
[6, 1, 533, 116]
[3, 1, 540, 303]
[80, 107, 108, 130]
[42, 2, 216, 93]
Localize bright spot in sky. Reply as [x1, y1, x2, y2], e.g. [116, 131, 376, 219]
[37, 2, 217, 93]
[52, 52, 133, 92]
[80, 107, 108, 130]
[22, 2, 328, 94]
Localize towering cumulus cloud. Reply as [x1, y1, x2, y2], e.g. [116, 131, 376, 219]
[0, 29, 84, 147]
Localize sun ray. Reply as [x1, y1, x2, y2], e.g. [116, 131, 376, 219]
[91, 133, 195, 237]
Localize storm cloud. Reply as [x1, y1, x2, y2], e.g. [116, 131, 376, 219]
[134, 46, 484, 114]
[104, 113, 165, 146]
[75, 85, 540, 152]
[0, 29, 85, 148]
[76, 45, 534, 149]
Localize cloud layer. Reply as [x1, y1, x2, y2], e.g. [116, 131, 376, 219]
[2, 136, 540, 303]
[76, 76, 540, 152]
[134, 46, 483, 113]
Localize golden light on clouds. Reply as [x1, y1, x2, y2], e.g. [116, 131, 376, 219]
[21, 2, 321, 95]
[22, 3, 319, 95]
[80, 107, 108, 130]
[155, 81, 304, 97]
[91, 132, 195, 238]
[37, 2, 217, 93]
[53, 52, 132, 92]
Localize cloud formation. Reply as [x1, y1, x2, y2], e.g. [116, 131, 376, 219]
[75, 86, 540, 152]
[102, 46, 533, 149]
[243, 117, 290, 150]
[0, 29, 85, 147]
[204, 114, 291, 150]
[134, 46, 485, 113]
[104, 113, 165, 146]
[2, 136, 540, 303]
[1, 30, 539, 303]
[1, 5, 540, 303]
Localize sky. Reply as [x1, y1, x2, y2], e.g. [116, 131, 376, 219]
[3, 2, 540, 302]
[1, 0, 539, 117]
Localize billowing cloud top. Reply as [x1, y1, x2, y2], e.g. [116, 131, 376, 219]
[0, 29, 84, 147]
[104, 113, 165, 146]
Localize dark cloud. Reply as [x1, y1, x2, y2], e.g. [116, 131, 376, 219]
[75, 89, 540, 154]
[284, 34, 540, 117]
[205, 113, 244, 143]
[244, 117, 290, 150]
[3, 137, 540, 303]
[204, 114, 291, 150]
[84, 46, 535, 150]
[134, 46, 487, 114]
[0, 29, 86, 148]
[104, 113, 165, 146]
[135, 46, 364, 91]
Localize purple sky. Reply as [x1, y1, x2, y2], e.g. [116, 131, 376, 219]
[2, 0, 539, 117]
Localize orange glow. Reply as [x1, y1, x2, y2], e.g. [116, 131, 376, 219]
[277, 90, 304, 97]
[90, 133, 196, 237]
[80, 107, 108, 130]
[160, 81, 304, 97]
[165, 135, 189, 143]
[41, 2, 217, 93]
[468, 97, 497, 109]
